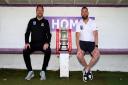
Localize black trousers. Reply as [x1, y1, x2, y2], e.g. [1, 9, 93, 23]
[23, 43, 51, 72]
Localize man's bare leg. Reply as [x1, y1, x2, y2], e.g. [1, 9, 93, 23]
[77, 52, 88, 68]
[86, 51, 100, 72]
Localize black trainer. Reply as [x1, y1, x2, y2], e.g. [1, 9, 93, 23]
[83, 70, 89, 82]
[88, 71, 93, 80]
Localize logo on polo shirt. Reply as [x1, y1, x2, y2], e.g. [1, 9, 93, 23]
[41, 23, 44, 27]
[80, 25, 83, 30]
[33, 21, 36, 25]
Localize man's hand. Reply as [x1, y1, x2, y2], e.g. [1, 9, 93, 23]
[92, 47, 100, 57]
[43, 43, 49, 50]
[24, 43, 30, 49]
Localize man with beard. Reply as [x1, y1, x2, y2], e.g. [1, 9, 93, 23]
[76, 6, 100, 82]
[23, 5, 51, 80]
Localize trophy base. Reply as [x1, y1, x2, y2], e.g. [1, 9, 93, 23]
[59, 45, 68, 51]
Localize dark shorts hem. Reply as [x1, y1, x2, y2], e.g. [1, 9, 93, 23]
[79, 41, 95, 55]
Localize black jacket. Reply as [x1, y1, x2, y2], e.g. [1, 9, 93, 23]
[25, 17, 51, 44]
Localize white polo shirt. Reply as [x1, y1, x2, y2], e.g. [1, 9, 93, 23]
[76, 19, 98, 42]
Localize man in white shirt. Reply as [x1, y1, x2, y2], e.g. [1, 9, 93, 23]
[76, 6, 100, 82]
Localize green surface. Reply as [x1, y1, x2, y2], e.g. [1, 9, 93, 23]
[0, 69, 128, 85]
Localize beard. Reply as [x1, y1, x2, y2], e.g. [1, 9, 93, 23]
[82, 15, 88, 20]
[37, 14, 43, 19]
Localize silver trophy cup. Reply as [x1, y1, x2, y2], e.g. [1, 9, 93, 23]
[59, 28, 68, 51]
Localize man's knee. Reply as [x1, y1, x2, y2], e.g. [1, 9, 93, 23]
[77, 53, 84, 59]
[23, 49, 27, 54]
[44, 48, 51, 55]
[92, 53, 100, 59]
[23, 48, 31, 55]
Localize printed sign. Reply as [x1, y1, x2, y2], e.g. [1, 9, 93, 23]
[45, 17, 95, 32]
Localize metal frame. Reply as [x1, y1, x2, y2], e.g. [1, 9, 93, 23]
[0, 0, 128, 7]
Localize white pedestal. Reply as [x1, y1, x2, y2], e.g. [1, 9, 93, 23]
[59, 53, 69, 77]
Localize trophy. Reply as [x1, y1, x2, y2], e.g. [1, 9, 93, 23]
[59, 26, 68, 51]
[56, 23, 72, 52]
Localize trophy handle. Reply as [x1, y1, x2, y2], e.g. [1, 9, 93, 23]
[68, 29, 72, 53]
[56, 29, 60, 54]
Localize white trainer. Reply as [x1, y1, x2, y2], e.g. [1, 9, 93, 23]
[40, 71, 46, 80]
[25, 71, 34, 80]
[82, 69, 88, 82]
